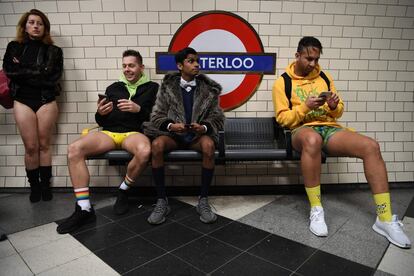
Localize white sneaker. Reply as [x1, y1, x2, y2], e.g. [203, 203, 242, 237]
[372, 215, 411, 249]
[309, 206, 328, 237]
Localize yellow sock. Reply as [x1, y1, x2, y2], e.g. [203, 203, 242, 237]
[305, 185, 322, 208]
[373, 193, 392, 222]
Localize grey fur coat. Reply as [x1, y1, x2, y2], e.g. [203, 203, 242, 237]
[144, 73, 225, 145]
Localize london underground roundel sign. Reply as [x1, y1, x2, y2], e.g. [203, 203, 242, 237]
[156, 11, 276, 111]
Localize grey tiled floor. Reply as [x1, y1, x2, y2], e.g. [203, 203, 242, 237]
[0, 186, 413, 275]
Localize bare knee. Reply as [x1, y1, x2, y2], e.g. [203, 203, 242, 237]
[39, 141, 50, 154]
[300, 133, 323, 153]
[360, 138, 381, 159]
[25, 142, 39, 157]
[67, 142, 85, 162]
[151, 139, 165, 158]
[134, 143, 151, 163]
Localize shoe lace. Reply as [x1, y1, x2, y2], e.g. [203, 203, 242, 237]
[310, 209, 323, 222]
[152, 200, 166, 214]
[390, 219, 404, 232]
[199, 199, 216, 215]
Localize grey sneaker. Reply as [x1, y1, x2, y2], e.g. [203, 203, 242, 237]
[147, 198, 171, 225]
[196, 197, 217, 224]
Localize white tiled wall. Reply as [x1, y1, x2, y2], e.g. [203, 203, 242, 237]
[0, 0, 413, 188]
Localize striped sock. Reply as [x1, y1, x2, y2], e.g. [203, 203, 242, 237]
[119, 175, 134, 190]
[74, 187, 91, 211]
[305, 185, 322, 208]
[374, 192, 392, 222]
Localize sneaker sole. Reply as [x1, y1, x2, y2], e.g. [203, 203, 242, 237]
[57, 214, 97, 234]
[372, 224, 411, 249]
[310, 226, 328, 237]
[113, 205, 129, 215]
[147, 208, 171, 225]
[199, 214, 217, 224]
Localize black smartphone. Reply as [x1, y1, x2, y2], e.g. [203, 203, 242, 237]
[185, 124, 193, 129]
[319, 91, 332, 99]
[98, 93, 108, 102]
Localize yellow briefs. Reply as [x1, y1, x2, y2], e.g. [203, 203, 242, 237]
[101, 131, 138, 149]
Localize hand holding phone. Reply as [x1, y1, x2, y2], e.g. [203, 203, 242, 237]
[98, 93, 108, 102]
[318, 91, 332, 99]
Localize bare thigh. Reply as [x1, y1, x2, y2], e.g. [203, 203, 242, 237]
[122, 132, 151, 154]
[326, 130, 375, 158]
[36, 101, 59, 146]
[13, 101, 39, 149]
[152, 135, 179, 153]
[70, 131, 116, 157]
[292, 127, 323, 152]
[189, 135, 215, 153]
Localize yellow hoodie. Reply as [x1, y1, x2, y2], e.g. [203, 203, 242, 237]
[272, 62, 344, 130]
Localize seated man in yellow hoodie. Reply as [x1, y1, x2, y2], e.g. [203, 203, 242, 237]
[272, 36, 410, 249]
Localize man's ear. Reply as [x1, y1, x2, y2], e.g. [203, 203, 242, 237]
[295, 52, 300, 59]
[176, 63, 183, 71]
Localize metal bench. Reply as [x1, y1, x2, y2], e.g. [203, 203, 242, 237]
[86, 117, 321, 164]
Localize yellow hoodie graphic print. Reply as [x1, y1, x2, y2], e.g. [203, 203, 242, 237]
[272, 62, 344, 130]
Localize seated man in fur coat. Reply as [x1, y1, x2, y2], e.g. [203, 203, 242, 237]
[144, 47, 225, 225]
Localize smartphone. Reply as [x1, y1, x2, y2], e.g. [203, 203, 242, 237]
[184, 124, 193, 129]
[319, 91, 332, 99]
[98, 93, 108, 102]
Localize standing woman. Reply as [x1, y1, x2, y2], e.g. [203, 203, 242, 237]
[2, 9, 63, 202]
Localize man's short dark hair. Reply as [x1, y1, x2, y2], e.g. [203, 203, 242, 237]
[122, 49, 143, 64]
[297, 36, 323, 54]
[175, 47, 198, 64]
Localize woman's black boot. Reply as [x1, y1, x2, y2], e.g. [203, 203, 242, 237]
[40, 166, 53, 201]
[26, 168, 41, 202]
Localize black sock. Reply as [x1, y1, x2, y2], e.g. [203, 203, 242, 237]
[39, 166, 52, 185]
[200, 167, 214, 198]
[152, 167, 166, 199]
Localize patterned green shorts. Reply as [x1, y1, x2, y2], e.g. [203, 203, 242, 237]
[292, 125, 344, 148]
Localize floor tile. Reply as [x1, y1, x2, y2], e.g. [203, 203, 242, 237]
[404, 195, 414, 218]
[378, 243, 414, 275]
[0, 193, 113, 234]
[319, 218, 389, 268]
[124, 253, 204, 276]
[238, 195, 340, 249]
[0, 239, 17, 259]
[247, 234, 316, 271]
[0, 253, 33, 276]
[164, 198, 195, 221]
[117, 210, 173, 235]
[210, 221, 270, 250]
[172, 235, 242, 273]
[37, 253, 119, 276]
[179, 213, 233, 234]
[393, 216, 414, 256]
[211, 252, 292, 276]
[20, 235, 90, 274]
[373, 270, 395, 276]
[8, 223, 65, 252]
[73, 222, 136, 252]
[175, 195, 276, 220]
[296, 250, 375, 276]
[141, 222, 202, 251]
[95, 235, 166, 274]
